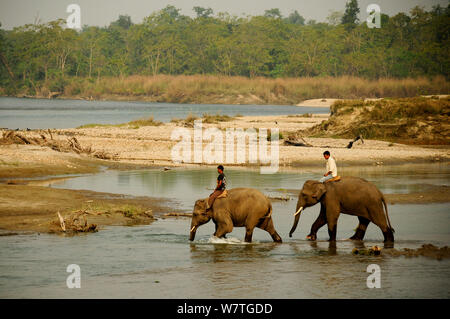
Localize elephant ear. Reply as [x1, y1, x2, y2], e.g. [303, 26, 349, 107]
[195, 199, 208, 214]
[312, 183, 327, 199]
[201, 199, 211, 214]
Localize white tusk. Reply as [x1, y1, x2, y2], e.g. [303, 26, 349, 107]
[294, 206, 303, 216]
[190, 226, 196, 232]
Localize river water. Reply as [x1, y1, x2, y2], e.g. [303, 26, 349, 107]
[0, 97, 329, 129]
[1, 164, 449, 298]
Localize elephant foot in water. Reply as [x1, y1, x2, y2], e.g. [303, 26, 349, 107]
[213, 231, 227, 239]
[349, 228, 366, 241]
[271, 232, 283, 243]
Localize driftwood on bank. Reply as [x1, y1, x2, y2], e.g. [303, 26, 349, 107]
[284, 136, 313, 147]
[268, 195, 291, 201]
[284, 131, 366, 149]
[346, 135, 364, 149]
[55, 211, 98, 233]
[0, 129, 118, 160]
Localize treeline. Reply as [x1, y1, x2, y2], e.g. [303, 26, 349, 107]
[0, 2, 449, 96]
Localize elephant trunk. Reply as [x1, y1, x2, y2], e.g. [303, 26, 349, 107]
[289, 206, 303, 237]
[189, 225, 197, 241]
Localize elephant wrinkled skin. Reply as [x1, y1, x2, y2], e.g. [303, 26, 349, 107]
[289, 177, 395, 243]
[190, 188, 282, 243]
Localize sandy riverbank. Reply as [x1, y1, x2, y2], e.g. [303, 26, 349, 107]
[1, 111, 448, 177]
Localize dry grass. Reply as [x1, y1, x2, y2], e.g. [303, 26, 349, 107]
[171, 112, 235, 126]
[78, 116, 161, 129]
[331, 97, 449, 120]
[127, 116, 162, 128]
[78, 201, 152, 218]
[58, 75, 450, 105]
[202, 113, 234, 123]
[288, 113, 313, 118]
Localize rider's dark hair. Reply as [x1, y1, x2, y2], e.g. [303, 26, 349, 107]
[217, 165, 224, 171]
[323, 151, 330, 156]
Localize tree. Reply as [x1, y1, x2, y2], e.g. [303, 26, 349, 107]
[285, 10, 305, 25]
[0, 22, 15, 80]
[193, 7, 213, 19]
[341, 0, 360, 28]
[110, 15, 133, 30]
[327, 11, 344, 26]
[1, 4, 449, 86]
[264, 8, 282, 19]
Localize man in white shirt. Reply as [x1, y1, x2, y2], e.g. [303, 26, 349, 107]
[319, 151, 337, 183]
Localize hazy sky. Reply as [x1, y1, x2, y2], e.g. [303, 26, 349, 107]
[0, 0, 447, 29]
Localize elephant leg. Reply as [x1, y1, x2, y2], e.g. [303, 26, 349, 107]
[349, 217, 370, 240]
[213, 222, 218, 237]
[245, 226, 255, 243]
[370, 208, 394, 243]
[215, 222, 233, 239]
[307, 206, 327, 241]
[328, 223, 337, 242]
[260, 218, 282, 243]
[381, 227, 394, 243]
[326, 205, 340, 242]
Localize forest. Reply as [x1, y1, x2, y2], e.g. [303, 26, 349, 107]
[0, 1, 449, 99]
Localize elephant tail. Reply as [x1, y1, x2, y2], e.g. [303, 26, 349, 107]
[267, 205, 272, 219]
[258, 205, 272, 228]
[382, 196, 395, 233]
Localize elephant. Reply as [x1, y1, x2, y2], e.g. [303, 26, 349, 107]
[189, 188, 282, 243]
[289, 177, 395, 243]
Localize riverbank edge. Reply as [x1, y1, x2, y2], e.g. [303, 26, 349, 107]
[0, 93, 337, 109]
[0, 183, 181, 235]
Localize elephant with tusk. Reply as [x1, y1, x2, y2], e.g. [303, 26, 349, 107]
[189, 188, 282, 243]
[289, 177, 395, 243]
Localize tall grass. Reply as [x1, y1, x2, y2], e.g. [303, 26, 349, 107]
[18, 75, 450, 104]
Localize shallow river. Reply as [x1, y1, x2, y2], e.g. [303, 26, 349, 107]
[0, 97, 329, 129]
[1, 164, 449, 298]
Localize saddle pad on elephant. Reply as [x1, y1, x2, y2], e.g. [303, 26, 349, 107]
[217, 190, 228, 198]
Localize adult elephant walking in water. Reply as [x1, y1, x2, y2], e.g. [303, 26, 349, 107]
[189, 188, 282, 243]
[289, 177, 395, 243]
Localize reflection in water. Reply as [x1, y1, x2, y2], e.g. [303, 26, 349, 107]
[327, 241, 337, 256]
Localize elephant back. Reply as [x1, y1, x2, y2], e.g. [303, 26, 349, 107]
[226, 188, 271, 214]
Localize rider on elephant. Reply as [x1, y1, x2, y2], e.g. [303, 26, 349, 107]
[208, 165, 226, 209]
[320, 151, 338, 183]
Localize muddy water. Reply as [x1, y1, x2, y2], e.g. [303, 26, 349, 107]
[1, 164, 449, 298]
